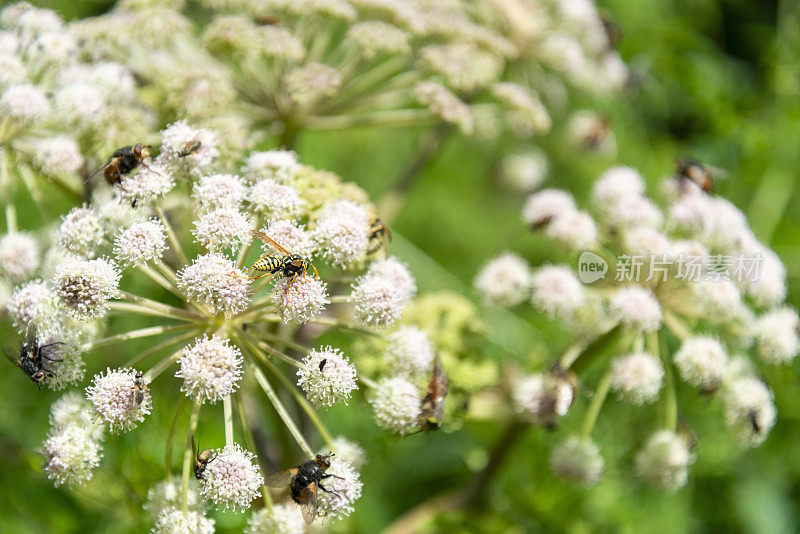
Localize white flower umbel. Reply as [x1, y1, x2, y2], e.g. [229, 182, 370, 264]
[285, 62, 342, 104]
[346, 20, 410, 57]
[723, 377, 776, 448]
[522, 189, 576, 228]
[351, 273, 406, 328]
[177, 253, 250, 315]
[530, 265, 585, 319]
[119, 162, 175, 205]
[314, 200, 371, 269]
[369, 376, 421, 435]
[512, 372, 573, 426]
[113, 219, 167, 266]
[192, 208, 254, 253]
[243, 150, 299, 183]
[42, 423, 102, 487]
[474, 252, 531, 307]
[609, 286, 662, 332]
[591, 166, 645, 211]
[316, 458, 363, 522]
[144, 478, 203, 516]
[296, 346, 358, 408]
[498, 150, 549, 192]
[609, 352, 664, 405]
[152, 507, 215, 534]
[754, 307, 800, 365]
[250, 179, 305, 221]
[6, 279, 60, 330]
[85, 367, 152, 433]
[545, 210, 598, 251]
[53, 257, 121, 319]
[634, 430, 691, 491]
[1, 83, 50, 123]
[0, 232, 39, 281]
[605, 196, 663, 230]
[159, 120, 219, 175]
[177, 335, 243, 404]
[263, 220, 316, 258]
[550, 436, 604, 486]
[33, 135, 83, 176]
[691, 279, 743, 323]
[271, 277, 329, 324]
[673, 336, 728, 390]
[384, 326, 434, 377]
[199, 443, 264, 511]
[363, 256, 416, 302]
[327, 436, 367, 469]
[57, 205, 104, 258]
[414, 81, 473, 134]
[193, 173, 246, 211]
[49, 391, 97, 434]
[245, 503, 304, 534]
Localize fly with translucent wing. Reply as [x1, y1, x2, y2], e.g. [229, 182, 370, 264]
[2, 323, 63, 389]
[418, 355, 448, 432]
[266, 453, 340, 524]
[236, 230, 319, 284]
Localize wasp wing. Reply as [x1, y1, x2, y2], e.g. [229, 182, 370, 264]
[300, 481, 318, 525]
[3, 345, 21, 368]
[265, 467, 298, 487]
[250, 230, 290, 255]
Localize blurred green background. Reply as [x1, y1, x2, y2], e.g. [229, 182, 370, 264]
[2, 0, 800, 532]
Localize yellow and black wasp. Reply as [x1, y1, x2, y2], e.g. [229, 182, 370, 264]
[367, 214, 392, 254]
[236, 230, 319, 284]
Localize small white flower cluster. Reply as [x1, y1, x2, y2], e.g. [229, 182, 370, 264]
[296, 346, 358, 408]
[199, 443, 264, 511]
[176, 335, 243, 404]
[42, 392, 103, 487]
[85, 367, 152, 433]
[351, 256, 416, 328]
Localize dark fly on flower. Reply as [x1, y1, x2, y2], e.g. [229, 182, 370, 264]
[266, 453, 341, 524]
[191, 435, 216, 479]
[235, 230, 319, 285]
[675, 158, 726, 194]
[90, 143, 152, 186]
[133, 370, 148, 407]
[2, 323, 63, 389]
[418, 355, 448, 433]
[177, 139, 202, 158]
[319, 358, 327, 372]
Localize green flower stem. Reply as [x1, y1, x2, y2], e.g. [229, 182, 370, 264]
[82, 323, 196, 352]
[1, 148, 17, 233]
[223, 395, 234, 447]
[154, 203, 188, 266]
[581, 370, 612, 439]
[565, 324, 626, 374]
[359, 375, 377, 389]
[259, 352, 334, 449]
[136, 263, 183, 298]
[663, 311, 693, 341]
[251, 361, 314, 458]
[236, 328, 302, 368]
[310, 316, 381, 337]
[108, 301, 192, 321]
[255, 329, 310, 355]
[165, 394, 185, 481]
[558, 341, 588, 369]
[143, 346, 185, 383]
[154, 259, 179, 284]
[118, 290, 203, 322]
[328, 295, 352, 304]
[124, 330, 198, 368]
[234, 392, 272, 511]
[182, 398, 202, 515]
[657, 331, 678, 431]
